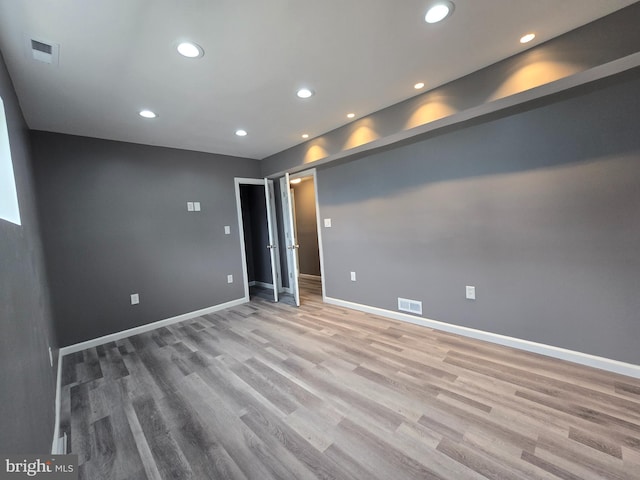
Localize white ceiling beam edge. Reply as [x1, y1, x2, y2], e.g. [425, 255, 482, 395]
[263, 53, 640, 178]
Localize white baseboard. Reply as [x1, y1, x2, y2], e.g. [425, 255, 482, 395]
[51, 351, 63, 454]
[324, 296, 640, 379]
[249, 281, 274, 289]
[52, 297, 249, 452]
[299, 273, 321, 280]
[59, 297, 248, 356]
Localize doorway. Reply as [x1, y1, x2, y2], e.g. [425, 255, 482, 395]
[279, 169, 325, 305]
[235, 178, 280, 302]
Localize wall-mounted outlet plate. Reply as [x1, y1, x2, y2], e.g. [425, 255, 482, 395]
[194, 202, 201, 211]
[131, 293, 140, 305]
[324, 218, 332, 228]
[466, 286, 476, 300]
[227, 274, 233, 284]
[224, 225, 231, 235]
[350, 271, 357, 281]
[48, 346, 54, 367]
[187, 202, 194, 211]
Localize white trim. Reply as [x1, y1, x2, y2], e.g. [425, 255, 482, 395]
[280, 174, 300, 306]
[235, 178, 266, 302]
[324, 296, 640, 379]
[235, 177, 282, 304]
[59, 298, 247, 356]
[289, 168, 327, 302]
[51, 296, 247, 453]
[51, 350, 63, 454]
[299, 273, 321, 280]
[265, 179, 283, 296]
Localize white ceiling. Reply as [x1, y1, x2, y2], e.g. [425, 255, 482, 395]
[0, 0, 636, 160]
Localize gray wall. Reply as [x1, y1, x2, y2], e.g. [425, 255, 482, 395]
[31, 132, 260, 347]
[317, 70, 640, 365]
[0, 53, 57, 452]
[292, 179, 320, 276]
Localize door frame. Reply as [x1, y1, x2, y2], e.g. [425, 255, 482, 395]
[281, 168, 326, 302]
[234, 178, 282, 302]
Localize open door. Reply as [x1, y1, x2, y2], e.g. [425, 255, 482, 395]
[281, 173, 300, 306]
[234, 177, 282, 303]
[264, 178, 279, 302]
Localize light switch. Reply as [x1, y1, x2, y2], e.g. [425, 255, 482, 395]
[224, 225, 231, 235]
[350, 271, 357, 282]
[187, 202, 194, 212]
[130, 293, 140, 305]
[324, 218, 332, 228]
[466, 286, 476, 300]
[194, 202, 201, 211]
[227, 274, 233, 284]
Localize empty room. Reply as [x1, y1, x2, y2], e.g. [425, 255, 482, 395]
[1, 1, 640, 479]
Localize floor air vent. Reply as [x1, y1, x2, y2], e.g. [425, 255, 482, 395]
[398, 297, 422, 315]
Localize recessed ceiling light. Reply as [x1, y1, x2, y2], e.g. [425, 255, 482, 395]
[414, 82, 425, 90]
[520, 33, 536, 44]
[290, 178, 302, 184]
[235, 129, 247, 137]
[139, 110, 157, 119]
[347, 113, 355, 119]
[425, 1, 454, 24]
[302, 134, 309, 139]
[296, 88, 314, 99]
[177, 42, 204, 58]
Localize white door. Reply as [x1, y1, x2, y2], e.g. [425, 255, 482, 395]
[264, 178, 279, 302]
[234, 178, 282, 303]
[282, 173, 300, 306]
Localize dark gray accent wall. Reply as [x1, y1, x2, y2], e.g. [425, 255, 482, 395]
[0, 52, 57, 453]
[292, 179, 320, 276]
[31, 132, 260, 347]
[317, 70, 640, 365]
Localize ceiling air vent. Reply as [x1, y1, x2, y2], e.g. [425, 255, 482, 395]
[24, 34, 59, 66]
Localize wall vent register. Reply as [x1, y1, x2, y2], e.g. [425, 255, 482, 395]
[398, 297, 422, 315]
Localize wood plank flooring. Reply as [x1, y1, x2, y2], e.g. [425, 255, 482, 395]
[59, 277, 640, 479]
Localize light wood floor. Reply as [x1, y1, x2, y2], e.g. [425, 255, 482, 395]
[60, 278, 640, 479]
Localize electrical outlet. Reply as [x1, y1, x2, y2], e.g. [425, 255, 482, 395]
[466, 286, 476, 300]
[350, 271, 357, 281]
[131, 293, 140, 305]
[48, 346, 54, 367]
[224, 225, 231, 235]
[187, 202, 194, 211]
[227, 274, 233, 284]
[324, 218, 332, 228]
[194, 202, 201, 211]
